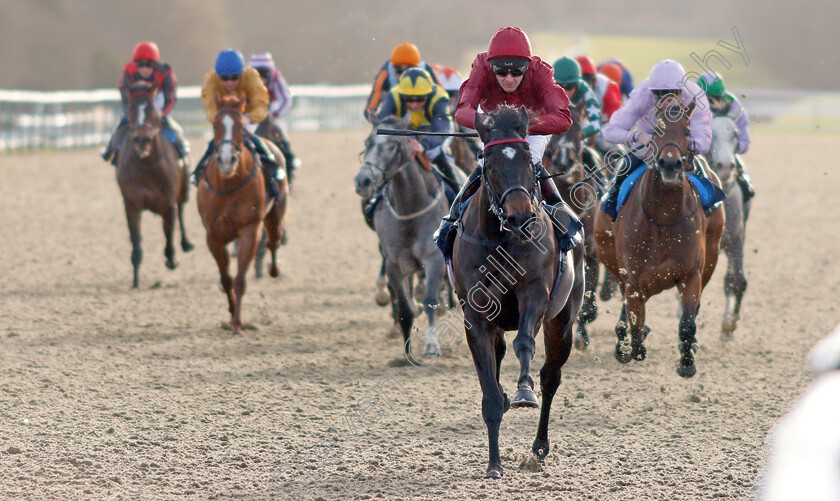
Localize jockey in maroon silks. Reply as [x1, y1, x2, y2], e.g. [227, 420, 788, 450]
[101, 41, 189, 167]
[435, 26, 583, 258]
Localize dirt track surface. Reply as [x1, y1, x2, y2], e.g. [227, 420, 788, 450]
[1, 130, 838, 500]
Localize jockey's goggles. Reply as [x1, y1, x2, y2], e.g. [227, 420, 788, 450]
[492, 64, 527, 77]
[135, 59, 154, 68]
[393, 65, 410, 76]
[403, 95, 428, 103]
[219, 74, 241, 82]
[560, 83, 577, 92]
[256, 68, 272, 79]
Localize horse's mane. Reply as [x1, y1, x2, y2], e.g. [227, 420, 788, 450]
[217, 94, 243, 111]
[484, 105, 530, 139]
[129, 81, 156, 94]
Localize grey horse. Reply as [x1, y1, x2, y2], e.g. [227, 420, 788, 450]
[354, 117, 450, 357]
[708, 115, 752, 339]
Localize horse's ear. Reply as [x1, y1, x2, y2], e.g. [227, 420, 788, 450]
[397, 113, 411, 130]
[517, 106, 530, 137]
[215, 94, 222, 108]
[474, 110, 489, 142]
[686, 100, 696, 118]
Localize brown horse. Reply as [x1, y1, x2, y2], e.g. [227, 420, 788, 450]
[594, 99, 725, 377]
[450, 125, 479, 175]
[196, 95, 287, 335]
[452, 106, 584, 478]
[544, 101, 613, 350]
[116, 81, 192, 288]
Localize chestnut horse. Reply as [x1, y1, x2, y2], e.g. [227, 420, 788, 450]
[116, 81, 192, 288]
[452, 106, 584, 478]
[196, 95, 287, 335]
[594, 99, 725, 377]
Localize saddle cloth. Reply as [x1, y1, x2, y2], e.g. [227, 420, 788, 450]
[615, 165, 727, 216]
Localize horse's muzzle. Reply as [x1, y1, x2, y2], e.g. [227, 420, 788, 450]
[354, 171, 375, 198]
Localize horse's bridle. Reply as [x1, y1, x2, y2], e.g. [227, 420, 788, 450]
[482, 137, 538, 231]
[128, 89, 162, 138]
[360, 134, 411, 192]
[212, 109, 244, 165]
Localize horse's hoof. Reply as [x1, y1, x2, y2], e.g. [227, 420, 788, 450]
[182, 240, 194, 252]
[599, 288, 614, 302]
[269, 265, 280, 278]
[511, 388, 539, 408]
[484, 464, 504, 479]
[632, 344, 647, 361]
[615, 342, 632, 364]
[677, 362, 696, 378]
[422, 342, 441, 357]
[374, 289, 390, 307]
[643, 325, 651, 340]
[165, 259, 178, 270]
[385, 324, 401, 340]
[574, 331, 590, 351]
[281, 232, 288, 246]
[532, 440, 550, 461]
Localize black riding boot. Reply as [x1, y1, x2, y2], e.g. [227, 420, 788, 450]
[434, 166, 482, 257]
[601, 153, 645, 221]
[537, 163, 583, 252]
[191, 140, 214, 186]
[735, 157, 756, 202]
[432, 155, 462, 201]
[248, 136, 281, 203]
[102, 118, 128, 166]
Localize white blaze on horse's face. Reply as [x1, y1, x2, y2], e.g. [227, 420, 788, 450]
[136, 103, 147, 128]
[501, 146, 516, 160]
[219, 114, 235, 174]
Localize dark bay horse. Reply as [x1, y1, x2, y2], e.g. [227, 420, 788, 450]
[708, 115, 751, 339]
[354, 116, 449, 358]
[116, 81, 192, 288]
[196, 95, 286, 335]
[452, 106, 584, 478]
[544, 100, 610, 350]
[594, 99, 725, 377]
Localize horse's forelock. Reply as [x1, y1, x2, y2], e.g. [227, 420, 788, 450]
[486, 105, 528, 140]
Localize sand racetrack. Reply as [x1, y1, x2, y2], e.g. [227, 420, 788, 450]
[0, 130, 838, 500]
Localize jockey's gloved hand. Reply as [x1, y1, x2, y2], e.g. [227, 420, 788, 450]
[634, 132, 653, 145]
[688, 137, 697, 153]
[244, 122, 258, 135]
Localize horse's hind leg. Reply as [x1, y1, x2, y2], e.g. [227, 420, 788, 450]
[575, 251, 599, 350]
[161, 205, 178, 270]
[233, 224, 261, 335]
[177, 202, 194, 252]
[124, 204, 143, 289]
[534, 304, 576, 462]
[600, 268, 619, 301]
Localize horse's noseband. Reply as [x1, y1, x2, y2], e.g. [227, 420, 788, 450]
[214, 138, 242, 163]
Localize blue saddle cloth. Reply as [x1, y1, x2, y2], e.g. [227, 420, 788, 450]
[161, 127, 178, 145]
[615, 165, 726, 216]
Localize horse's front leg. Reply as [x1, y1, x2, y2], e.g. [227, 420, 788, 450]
[232, 223, 261, 335]
[421, 257, 445, 356]
[206, 232, 235, 331]
[722, 234, 747, 340]
[624, 289, 650, 362]
[264, 204, 283, 278]
[123, 202, 143, 289]
[510, 292, 548, 408]
[466, 323, 507, 479]
[677, 274, 703, 378]
[161, 204, 178, 270]
[385, 260, 414, 354]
